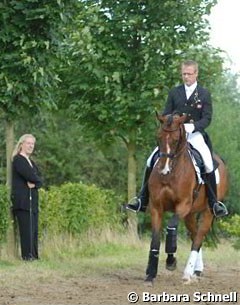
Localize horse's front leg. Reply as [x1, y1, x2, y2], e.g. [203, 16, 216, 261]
[145, 207, 162, 285]
[165, 214, 179, 271]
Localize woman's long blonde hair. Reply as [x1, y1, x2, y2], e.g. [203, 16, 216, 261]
[12, 134, 36, 160]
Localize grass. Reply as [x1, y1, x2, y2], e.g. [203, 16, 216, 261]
[0, 229, 239, 280]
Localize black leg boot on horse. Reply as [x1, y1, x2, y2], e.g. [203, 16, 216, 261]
[165, 214, 179, 271]
[125, 167, 152, 213]
[204, 171, 228, 218]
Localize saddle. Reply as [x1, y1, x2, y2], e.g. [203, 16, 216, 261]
[188, 144, 219, 184]
[150, 146, 219, 184]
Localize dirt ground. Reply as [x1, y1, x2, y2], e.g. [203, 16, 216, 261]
[0, 262, 239, 305]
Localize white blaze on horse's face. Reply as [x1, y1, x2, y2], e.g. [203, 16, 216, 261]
[161, 137, 171, 175]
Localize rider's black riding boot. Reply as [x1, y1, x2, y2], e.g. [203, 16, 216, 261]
[204, 171, 228, 218]
[125, 167, 152, 213]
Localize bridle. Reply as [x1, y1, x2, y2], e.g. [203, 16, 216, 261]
[159, 124, 186, 160]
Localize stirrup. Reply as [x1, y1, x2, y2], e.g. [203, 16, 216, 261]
[125, 197, 141, 213]
[213, 201, 228, 218]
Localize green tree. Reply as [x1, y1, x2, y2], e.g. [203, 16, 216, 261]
[13, 110, 128, 193]
[0, 0, 78, 257]
[60, 0, 220, 200]
[0, 0, 77, 185]
[210, 70, 240, 214]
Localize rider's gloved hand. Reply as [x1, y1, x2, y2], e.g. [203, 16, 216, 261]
[184, 123, 195, 133]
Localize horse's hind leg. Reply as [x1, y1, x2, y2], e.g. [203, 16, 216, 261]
[165, 214, 179, 271]
[145, 208, 162, 285]
[183, 211, 213, 282]
[182, 213, 198, 281]
[194, 247, 203, 276]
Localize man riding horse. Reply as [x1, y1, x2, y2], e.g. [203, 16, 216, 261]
[125, 59, 228, 218]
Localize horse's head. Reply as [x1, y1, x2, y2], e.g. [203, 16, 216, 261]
[156, 113, 187, 175]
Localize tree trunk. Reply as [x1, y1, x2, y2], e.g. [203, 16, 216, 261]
[6, 120, 14, 187]
[127, 140, 137, 201]
[126, 133, 139, 236]
[5, 120, 18, 258]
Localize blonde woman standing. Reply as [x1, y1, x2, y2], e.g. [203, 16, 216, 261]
[11, 134, 42, 261]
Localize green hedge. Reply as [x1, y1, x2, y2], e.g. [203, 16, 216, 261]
[39, 182, 124, 236]
[0, 185, 10, 244]
[218, 215, 240, 249]
[0, 183, 123, 244]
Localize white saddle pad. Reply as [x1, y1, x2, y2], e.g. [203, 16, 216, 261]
[153, 153, 220, 184]
[189, 151, 220, 184]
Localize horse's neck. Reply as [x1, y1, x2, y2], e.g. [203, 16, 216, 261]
[170, 148, 190, 173]
[174, 151, 196, 182]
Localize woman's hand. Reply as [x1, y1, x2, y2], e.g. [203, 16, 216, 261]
[27, 182, 35, 188]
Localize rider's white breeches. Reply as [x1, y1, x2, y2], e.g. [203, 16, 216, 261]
[147, 146, 159, 167]
[187, 131, 213, 173]
[146, 131, 213, 173]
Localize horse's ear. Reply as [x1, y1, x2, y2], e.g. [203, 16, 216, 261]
[156, 111, 164, 123]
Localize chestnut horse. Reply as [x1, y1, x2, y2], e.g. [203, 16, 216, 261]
[145, 113, 228, 284]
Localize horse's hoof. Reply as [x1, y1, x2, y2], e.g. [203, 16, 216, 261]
[144, 275, 154, 287]
[182, 273, 191, 284]
[182, 273, 199, 284]
[183, 279, 192, 285]
[166, 258, 177, 271]
[194, 270, 202, 277]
